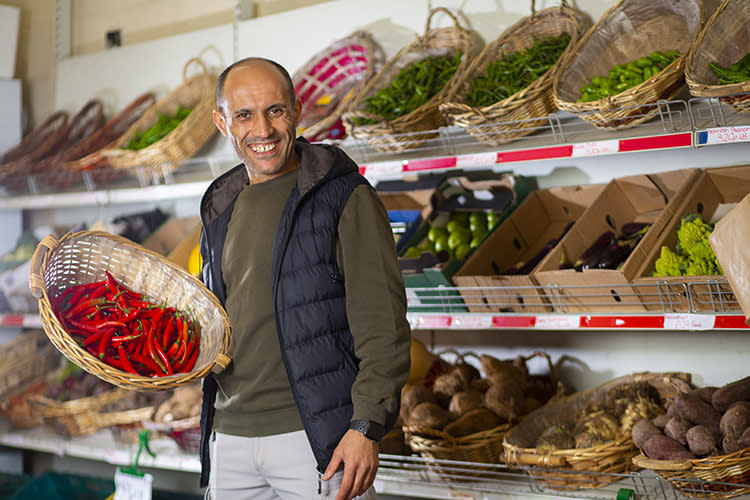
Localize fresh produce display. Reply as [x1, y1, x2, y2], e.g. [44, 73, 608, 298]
[403, 211, 496, 261]
[576, 50, 681, 102]
[536, 380, 666, 451]
[560, 222, 650, 271]
[464, 33, 571, 107]
[652, 214, 723, 277]
[52, 271, 200, 377]
[43, 360, 114, 401]
[710, 52, 750, 85]
[123, 105, 192, 150]
[401, 352, 558, 437]
[634, 376, 750, 460]
[351, 51, 463, 125]
[503, 221, 574, 275]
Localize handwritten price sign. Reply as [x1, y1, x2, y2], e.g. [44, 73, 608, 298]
[572, 140, 619, 157]
[703, 126, 750, 145]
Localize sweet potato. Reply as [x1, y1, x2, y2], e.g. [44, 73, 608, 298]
[738, 426, 750, 449]
[686, 425, 717, 457]
[723, 434, 742, 454]
[665, 416, 692, 446]
[407, 401, 452, 429]
[451, 363, 480, 390]
[643, 434, 696, 461]
[720, 401, 750, 438]
[432, 372, 464, 408]
[448, 391, 483, 418]
[483, 381, 524, 422]
[401, 383, 436, 420]
[443, 407, 503, 437]
[672, 391, 721, 437]
[632, 418, 662, 449]
[712, 376, 750, 413]
[652, 414, 670, 429]
[480, 354, 527, 390]
[689, 386, 719, 405]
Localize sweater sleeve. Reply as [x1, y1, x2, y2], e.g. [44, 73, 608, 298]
[337, 184, 412, 428]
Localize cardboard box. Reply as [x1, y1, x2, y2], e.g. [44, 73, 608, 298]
[710, 190, 750, 323]
[141, 216, 201, 257]
[633, 165, 750, 312]
[532, 168, 701, 313]
[453, 184, 604, 313]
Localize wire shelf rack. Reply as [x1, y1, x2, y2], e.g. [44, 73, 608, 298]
[377, 453, 749, 500]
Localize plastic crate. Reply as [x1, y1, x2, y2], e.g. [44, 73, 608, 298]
[6, 471, 203, 500]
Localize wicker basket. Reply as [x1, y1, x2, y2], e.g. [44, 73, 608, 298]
[403, 350, 559, 480]
[342, 7, 479, 153]
[28, 230, 232, 391]
[685, 0, 750, 113]
[0, 111, 69, 190]
[439, 1, 582, 146]
[632, 448, 750, 499]
[503, 371, 693, 490]
[99, 57, 217, 176]
[50, 92, 157, 190]
[294, 31, 384, 142]
[552, 0, 703, 130]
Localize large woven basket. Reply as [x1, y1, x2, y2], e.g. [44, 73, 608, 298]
[403, 350, 559, 480]
[684, 0, 750, 113]
[99, 57, 217, 176]
[439, 1, 582, 146]
[294, 31, 384, 142]
[342, 7, 479, 153]
[28, 230, 232, 391]
[552, 0, 703, 130]
[632, 448, 750, 499]
[51, 92, 157, 190]
[503, 371, 693, 490]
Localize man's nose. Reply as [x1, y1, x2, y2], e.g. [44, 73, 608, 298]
[251, 113, 272, 137]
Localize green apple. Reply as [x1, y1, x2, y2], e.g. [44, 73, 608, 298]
[433, 234, 450, 254]
[455, 243, 471, 261]
[403, 246, 421, 258]
[427, 225, 448, 243]
[470, 235, 483, 248]
[486, 211, 498, 228]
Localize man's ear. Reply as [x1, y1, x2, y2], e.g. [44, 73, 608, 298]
[293, 97, 302, 124]
[213, 109, 228, 137]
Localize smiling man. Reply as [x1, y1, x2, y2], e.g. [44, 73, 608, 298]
[197, 57, 411, 500]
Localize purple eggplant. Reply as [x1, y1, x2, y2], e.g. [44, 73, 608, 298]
[597, 242, 634, 269]
[574, 230, 615, 271]
[619, 222, 650, 238]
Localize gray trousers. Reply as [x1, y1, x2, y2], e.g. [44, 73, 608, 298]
[206, 429, 377, 500]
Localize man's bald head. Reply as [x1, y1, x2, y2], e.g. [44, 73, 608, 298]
[215, 57, 296, 114]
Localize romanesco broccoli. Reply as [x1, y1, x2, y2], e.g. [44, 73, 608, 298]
[652, 213, 722, 277]
[653, 246, 686, 276]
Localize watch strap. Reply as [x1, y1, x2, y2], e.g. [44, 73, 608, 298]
[349, 419, 385, 441]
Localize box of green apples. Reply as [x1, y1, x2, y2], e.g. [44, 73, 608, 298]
[395, 173, 535, 312]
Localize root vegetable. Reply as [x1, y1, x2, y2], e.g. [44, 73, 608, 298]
[448, 391, 483, 418]
[720, 401, 750, 438]
[686, 425, 717, 456]
[407, 401, 452, 429]
[665, 416, 692, 446]
[444, 408, 503, 437]
[643, 434, 696, 461]
[673, 391, 721, 437]
[712, 376, 750, 413]
[632, 418, 662, 449]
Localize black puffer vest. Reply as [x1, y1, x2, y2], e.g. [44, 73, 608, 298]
[198, 139, 370, 486]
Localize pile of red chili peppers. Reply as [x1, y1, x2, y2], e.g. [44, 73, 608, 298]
[51, 271, 200, 377]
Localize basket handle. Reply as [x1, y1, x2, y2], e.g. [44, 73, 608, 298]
[530, 0, 569, 18]
[212, 352, 231, 374]
[507, 450, 568, 467]
[631, 453, 693, 471]
[425, 7, 461, 33]
[29, 234, 60, 299]
[183, 57, 210, 83]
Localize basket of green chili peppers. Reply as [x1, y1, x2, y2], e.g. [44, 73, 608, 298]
[439, 2, 582, 147]
[685, 0, 750, 113]
[342, 7, 479, 153]
[553, 0, 703, 130]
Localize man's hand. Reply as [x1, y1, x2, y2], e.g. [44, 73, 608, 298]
[322, 429, 379, 500]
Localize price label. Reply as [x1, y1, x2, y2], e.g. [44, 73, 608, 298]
[364, 161, 403, 178]
[114, 470, 153, 500]
[572, 140, 619, 157]
[455, 153, 498, 168]
[535, 315, 580, 329]
[417, 316, 452, 329]
[451, 315, 492, 329]
[702, 126, 750, 145]
[663, 314, 715, 331]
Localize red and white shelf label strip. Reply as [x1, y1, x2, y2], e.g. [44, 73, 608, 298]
[360, 132, 693, 177]
[0, 314, 42, 328]
[408, 313, 750, 330]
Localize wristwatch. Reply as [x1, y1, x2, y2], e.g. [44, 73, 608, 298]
[349, 420, 386, 441]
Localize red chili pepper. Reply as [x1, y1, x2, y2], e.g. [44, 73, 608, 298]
[182, 344, 199, 372]
[111, 333, 143, 348]
[129, 352, 161, 376]
[161, 316, 175, 351]
[105, 271, 119, 296]
[98, 328, 114, 359]
[101, 353, 122, 370]
[66, 297, 106, 319]
[153, 334, 173, 375]
[176, 341, 197, 373]
[66, 318, 101, 336]
[118, 346, 138, 374]
[96, 320, 127, 330]
[145, 323, 166, 374]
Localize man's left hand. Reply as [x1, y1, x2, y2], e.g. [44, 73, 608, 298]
[322, 429, 379, 500]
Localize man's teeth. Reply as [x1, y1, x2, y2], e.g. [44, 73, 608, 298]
[250, 143, 276, 153]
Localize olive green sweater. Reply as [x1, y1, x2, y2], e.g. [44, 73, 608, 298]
[215, 167, 410, 437]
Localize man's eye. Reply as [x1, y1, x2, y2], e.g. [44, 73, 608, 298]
[269, 108, 283, 116]
[237, 112, 250, 119]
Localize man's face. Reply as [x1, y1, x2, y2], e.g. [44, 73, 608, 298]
[213, 61, 302, 183]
